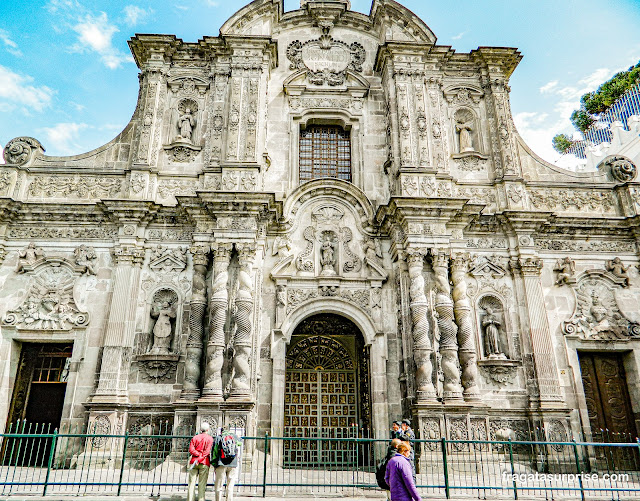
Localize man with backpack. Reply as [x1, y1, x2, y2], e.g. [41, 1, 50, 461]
[212, 426, 242, 501]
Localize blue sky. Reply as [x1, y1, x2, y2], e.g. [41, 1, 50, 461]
[1, 0, 640, 166]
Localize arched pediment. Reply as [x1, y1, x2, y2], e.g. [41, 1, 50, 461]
[220, 0, 282, 37]
[282, 178, 376, 233]
[370, 0, 437, 44]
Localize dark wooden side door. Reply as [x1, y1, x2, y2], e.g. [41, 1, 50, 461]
[579, 352, 637, 439]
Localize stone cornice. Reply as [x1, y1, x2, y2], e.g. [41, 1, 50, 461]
[98, 200, 162, 226]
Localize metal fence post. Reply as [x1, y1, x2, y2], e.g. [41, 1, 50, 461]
[441, 437, 450, 499]
[262, 433, 268, 498]
[572, 438, 585, 501]
[117, 431, 129, 496]
[42, 428, 58, 496]
[508, 438, 517, 500]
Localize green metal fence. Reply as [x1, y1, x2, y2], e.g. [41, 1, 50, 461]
[1, 422, 640, 498]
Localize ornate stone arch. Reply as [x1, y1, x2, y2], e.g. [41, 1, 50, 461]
[281, 297, 377, 346]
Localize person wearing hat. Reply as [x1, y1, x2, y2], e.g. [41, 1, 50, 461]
[398, 419, 416, 482]
[391, 420, 402, 440]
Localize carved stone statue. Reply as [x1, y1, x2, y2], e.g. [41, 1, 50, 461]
[276, 285, 286, 307]
[74, 245, 97, 275]
[16, 242, 44, 272]
[178, 108, 195, 142]
[456, 123, 474, 152]
[482, 306, 506, 359]
[606, 257, 629, 286]
[362, 237, 382, 263]
[272, 235, 292, 260]
[319, 232, 337, 276]
[150, 301, 176, 355]
[554, 257, 575, 286]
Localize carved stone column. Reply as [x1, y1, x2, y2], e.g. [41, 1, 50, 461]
[202, 243, 232, 400]
[432, 251, 463, 401]
[450, 254, 480, 401]
[93, 245, 145, 403]
[181, 244, 209, 400]
[406, 248, 437, 402]
[229, 243, 256, 400]
[511, 257, 563, 405]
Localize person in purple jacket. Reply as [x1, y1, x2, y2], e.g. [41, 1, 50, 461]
[385, 442, 421, 501]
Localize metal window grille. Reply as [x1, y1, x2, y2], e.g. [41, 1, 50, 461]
[299, 126, 351, 182]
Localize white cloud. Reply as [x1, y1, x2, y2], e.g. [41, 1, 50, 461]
[452, 32, 465, 40]
[0, 29, 22, 57]
[0, 65, 54, 112]
[204, 0, 219, 6]
[40, 122, 89, 155]
[72, 12, 131, 69]
[539, 80, 558, 94]
[123, 5, 151, 26]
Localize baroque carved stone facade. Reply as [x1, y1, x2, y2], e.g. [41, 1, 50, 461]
[1, 0, 640, 450]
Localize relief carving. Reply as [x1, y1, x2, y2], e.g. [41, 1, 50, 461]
[295, 226, 315, 272]
[149, 245, 188, 273]
[554, 257, 576, 286]
[73, 245, 97, 275]
[606, 257, 630, 287]
[3, 259, 89, 330]
[562, 272, 640, 340]
[340, 227, 361, 273]
[16, 242, 45, 273]
[2, 137, 44, 166]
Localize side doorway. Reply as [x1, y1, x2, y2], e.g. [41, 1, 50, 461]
[578, 351, 639, 469]
[4, 343, 72, 466]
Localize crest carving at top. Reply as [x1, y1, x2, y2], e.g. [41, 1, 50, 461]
[3, 257, 90, 330]
[562, 271, 639, 341]
[287, 35, 365, 86]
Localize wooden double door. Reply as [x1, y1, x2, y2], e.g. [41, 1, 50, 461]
[579, 352, 637, 440]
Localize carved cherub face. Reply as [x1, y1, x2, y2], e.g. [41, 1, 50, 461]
[485, 306, 493, 315]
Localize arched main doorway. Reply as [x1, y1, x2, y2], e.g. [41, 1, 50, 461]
[284, 314, 371, 466]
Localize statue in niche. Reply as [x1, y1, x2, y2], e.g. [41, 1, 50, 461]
[482, 306, 506, 359]
[319, 231, 337, 276]
[276, 285, 286, 307]
[606, 257, 629, 286]
[554, 257, 575, 285]
[454, 108, 475, 153]
[149, 290, 178, 355]
[178, 108, 195, 142]
[16, 242, 44, 272]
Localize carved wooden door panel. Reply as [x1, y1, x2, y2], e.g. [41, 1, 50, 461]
[579, 352, 636, 438]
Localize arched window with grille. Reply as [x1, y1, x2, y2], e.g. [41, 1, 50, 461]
[299, 125, 351, 182]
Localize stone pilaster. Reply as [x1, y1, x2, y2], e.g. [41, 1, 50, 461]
[229, 243, 256, 400]
[202, 242, 232, 400]
[93, 245, 145, 403]
[511, 257, 563, 406]
[432, 251, 463, 401]
[450, 253, 480, 401]
[181, 244, 210, 400]
[406, 247, 437, 402]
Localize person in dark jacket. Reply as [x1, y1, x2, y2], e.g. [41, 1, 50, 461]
[391, 420, 402, 439]
[396, 419, 416, 481]
[383, 439, 402, 500]
[385, 442, 421, 501]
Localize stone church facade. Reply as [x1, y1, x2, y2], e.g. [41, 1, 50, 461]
[2, 0, 640, 449]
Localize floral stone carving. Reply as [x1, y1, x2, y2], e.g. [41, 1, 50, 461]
[3, 137, 44, 166]
[606, 156, 637, 183]
[3, 259, 89, 330]
[149, 245, 188, 273]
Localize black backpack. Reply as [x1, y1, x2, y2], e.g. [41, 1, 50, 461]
[219, 432, 237, 463]
[376, 457, 390, 490]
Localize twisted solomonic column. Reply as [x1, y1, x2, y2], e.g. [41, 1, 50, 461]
[230, 243, 256, 399]
[451, 254, 480, 401]
[406, 248, 437, 402]
[181, 244, 209, 400]
[432, 251, 463, 401]
[202, 243, 232, 400]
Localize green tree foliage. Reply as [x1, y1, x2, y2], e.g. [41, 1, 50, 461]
[552, 134, 574, 154]
[553, 60, 640, 148]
